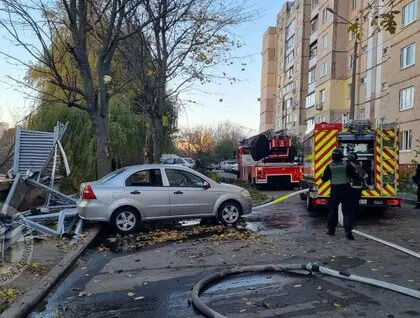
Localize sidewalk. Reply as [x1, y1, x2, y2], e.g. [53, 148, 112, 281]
[0, 227, 99, 317]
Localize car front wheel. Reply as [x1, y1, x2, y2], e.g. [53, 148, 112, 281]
[218, 201, 241, 225]
[111, 207, 140, 234]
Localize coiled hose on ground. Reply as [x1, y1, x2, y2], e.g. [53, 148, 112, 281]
[191, 263, 420, 318]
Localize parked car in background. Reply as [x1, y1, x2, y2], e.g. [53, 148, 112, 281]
[162, 157, 195, 169]
[160, 154, 179, 163]
[222, 160, 237, 172]
[77, 165, 252, 233]
[182, 157, 196, 169]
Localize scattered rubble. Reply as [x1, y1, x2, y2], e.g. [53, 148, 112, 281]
[1, 122, 83, 257]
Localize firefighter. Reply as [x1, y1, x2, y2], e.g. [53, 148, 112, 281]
[321, 148, 360, 240]
[412, 164, 420, 209]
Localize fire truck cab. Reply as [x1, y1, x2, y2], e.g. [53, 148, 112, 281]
[301, 120, 401, 211]
[237, 129, 302, 188]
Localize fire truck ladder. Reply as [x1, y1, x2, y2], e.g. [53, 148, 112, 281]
[378, 123, 398, 195]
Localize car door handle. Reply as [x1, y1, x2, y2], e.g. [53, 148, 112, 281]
[130, 190, 141, 195]
[173, 191, 183, 195]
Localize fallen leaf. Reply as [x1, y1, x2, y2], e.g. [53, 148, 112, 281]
[134, 296, 145, 300]
[84, 274, 90, 277]
[143, 282, 148, 286]
[334, 303, 341, 308]
[367, 260, 373, 263]
[81, 267, 87, 270]
[127, 292, 135, 297]
[93, 280, 101, 283]
[240, 309, 247, 313]
[293, 284, 302, 288]
[262, 300, 270, 308]
[371, 268, 378, 271]
[108, 237, 118, 243]
[317, 286, 322, 290]
[78, 291, 87, 297]
[408, 279, 414, 282]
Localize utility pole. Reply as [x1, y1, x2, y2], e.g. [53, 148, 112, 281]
[350, 39, 358, 120]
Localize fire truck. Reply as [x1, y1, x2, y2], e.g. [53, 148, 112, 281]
[300, 120, 401, 211]
[237, 129, 302, 188]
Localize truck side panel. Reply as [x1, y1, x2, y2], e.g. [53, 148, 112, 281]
[314, 125, 341, 197]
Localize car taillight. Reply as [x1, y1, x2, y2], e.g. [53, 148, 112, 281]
[386, 199, 400, 207]
[314, 198, 328, 205]
[82, 185, 96, 200]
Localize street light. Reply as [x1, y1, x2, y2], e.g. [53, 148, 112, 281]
[327, 7, 358, 121]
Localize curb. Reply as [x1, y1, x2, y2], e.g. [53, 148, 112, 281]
[1, 227, 100, 318]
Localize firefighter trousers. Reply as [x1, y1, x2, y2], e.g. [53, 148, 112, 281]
[328, 184, 354, 233]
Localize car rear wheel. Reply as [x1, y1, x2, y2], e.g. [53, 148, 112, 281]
[218, 201, 241, 225]
[111, 207, 140, 234]
[306, 194, 315, 212]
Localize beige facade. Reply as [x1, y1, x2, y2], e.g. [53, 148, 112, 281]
[259, 1, 311, 135]
[260, 0, 420, 163]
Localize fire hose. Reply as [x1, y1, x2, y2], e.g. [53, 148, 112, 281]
[191, 263, 420, 318]
[191, 188, 420, 317]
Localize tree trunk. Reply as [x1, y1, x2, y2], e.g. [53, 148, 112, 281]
[152, 116, 164, 163]
[96, 114, 110, 178]
[144, 128, 154, 164]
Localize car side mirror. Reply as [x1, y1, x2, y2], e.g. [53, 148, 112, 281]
[203, 181, 210, 189]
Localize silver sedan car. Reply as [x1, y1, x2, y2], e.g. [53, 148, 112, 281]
[77, 165, 252, 233]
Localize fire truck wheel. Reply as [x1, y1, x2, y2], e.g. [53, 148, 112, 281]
[218, 201, 241, 225]
[306, 194, 315, 212]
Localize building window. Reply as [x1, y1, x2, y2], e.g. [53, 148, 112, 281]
[285, 50, 294, 64]
[322, 34, 328, 49]
[305, 92, 316, 108]
[401, 43, 416, 68]
[320, 62, 328, 77]
[286, 66, 294, 79]
[309, 42, 318, 59]
[319, 89, 326, 103]
[348, 84, 352, 99]
[286, 19, 296, 39]
[348, 54, 354, 70]
[400, 130, 413, 150]
[360, 76, 366, 84]
[399, 86, 415, 111]
[322, 8, 328, 21]
[309, 67, 316, 83]
[284, 81, 295, 94]
[359, 108, 366, 119]
[286, 98, 293, 108]
[383, 47, 389, 56]
[351, 0, 356, 10]
[318, 116, 326, 123]
[311, 17, 318, 34]
[402, 0, 417, 26]
[311, 0, 318, 8]
[306, 117, 315, 131]
[285, 35, 295, 51]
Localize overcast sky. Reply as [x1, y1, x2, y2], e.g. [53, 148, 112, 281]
[0, 0, 285, 133]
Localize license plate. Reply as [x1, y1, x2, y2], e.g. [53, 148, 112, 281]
[374, 200, 383, 205]
[359, 199, 367, 204]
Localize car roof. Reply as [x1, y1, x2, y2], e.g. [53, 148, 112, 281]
[121, 164, 194, 171]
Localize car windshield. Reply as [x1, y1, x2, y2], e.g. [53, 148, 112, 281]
[97, 168, 126, 184]
[185, 158, 194, 163]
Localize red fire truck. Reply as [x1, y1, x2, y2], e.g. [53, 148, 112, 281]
[237, 129, 303, 188]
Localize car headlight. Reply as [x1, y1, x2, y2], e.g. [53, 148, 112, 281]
[241, 189, 251, 197]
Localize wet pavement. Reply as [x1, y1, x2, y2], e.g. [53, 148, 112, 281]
[29, 191, 420, 318]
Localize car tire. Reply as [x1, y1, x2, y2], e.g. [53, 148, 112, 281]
[111, 206, 140, 234]
[218, 201, 242, 225]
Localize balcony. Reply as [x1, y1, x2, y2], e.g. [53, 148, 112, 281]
[308, 81, 316, 93]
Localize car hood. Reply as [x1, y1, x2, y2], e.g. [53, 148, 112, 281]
[217, 182, 243, 192]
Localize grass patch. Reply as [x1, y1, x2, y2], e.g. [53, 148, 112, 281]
[207, 173, 269, 205]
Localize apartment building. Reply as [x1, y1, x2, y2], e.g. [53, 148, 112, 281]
[259, 0, 311, 135]
[260, 0, 420, 163]
[379, 0, 420, 164]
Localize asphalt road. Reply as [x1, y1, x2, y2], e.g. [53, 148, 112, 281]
[30, 194, 420, 318]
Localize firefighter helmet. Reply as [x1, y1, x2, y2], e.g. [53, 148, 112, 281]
[331, 148, 344, 161]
